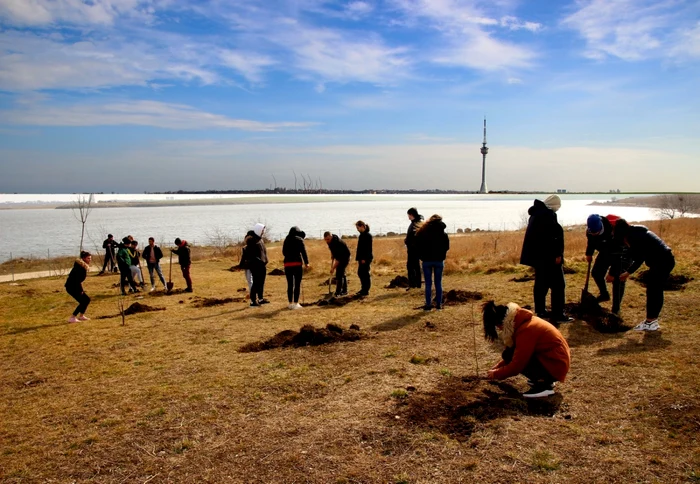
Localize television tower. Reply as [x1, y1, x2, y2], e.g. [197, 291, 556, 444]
[479, 117, 488, 194]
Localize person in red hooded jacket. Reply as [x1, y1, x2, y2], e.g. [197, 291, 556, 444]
[482, 300, 570, 398]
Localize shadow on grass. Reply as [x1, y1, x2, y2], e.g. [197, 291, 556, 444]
[370, 312, 425, 332]
[3, 321, 72, 335]
[190, 307, 249, 321]
[596, 331, 672, 356]
[564, 319, 627, 348]
[396, 375, 563, 441]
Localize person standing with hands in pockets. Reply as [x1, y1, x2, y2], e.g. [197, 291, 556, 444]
[355, 221, 373, 296]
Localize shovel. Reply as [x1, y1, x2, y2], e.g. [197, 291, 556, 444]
[324, 259, 335, 300]
[580, 260, 598, 307]
[166, 252, 174, 292]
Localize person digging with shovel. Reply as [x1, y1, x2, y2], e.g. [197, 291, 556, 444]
[324, 231, 351, 297]
[585, 214, 627, 314]
[172, 237, 193, 293]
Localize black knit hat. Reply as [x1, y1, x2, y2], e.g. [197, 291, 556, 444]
[174, 238, 182, 246]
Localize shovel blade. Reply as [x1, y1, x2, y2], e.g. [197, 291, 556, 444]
[580, 289, 598, 308]
[167, 282, 174, 292]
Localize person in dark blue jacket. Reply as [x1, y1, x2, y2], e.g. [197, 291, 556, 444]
[415, 214, 449, 310]
[520, 195, 572, 323]
[404, 207, 423, 289]
[324, 231, 351, 296]
[282, 226, 309, 309]
[613, 219, 675, 331]
[586, 214, 627, 313]
[355, 221, 373, 296]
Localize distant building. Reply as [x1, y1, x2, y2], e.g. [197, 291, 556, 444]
[556, 189, 567, 194]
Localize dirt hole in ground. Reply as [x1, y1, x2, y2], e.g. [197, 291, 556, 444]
[307, 293, 366, 307]
[268, 268, 285, 276]
[441, 289, 484, 305]
[386, 275, 410, 288]
[564, 302, 630, 333]
[191, 297, 243, 308]
[124, 302, 166, 315]
[239, 323, 364, 352]
[633, 271, 693, 291]
[396, 376, 562, 441]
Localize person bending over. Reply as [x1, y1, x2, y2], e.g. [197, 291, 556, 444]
[482, 300, 571, 398]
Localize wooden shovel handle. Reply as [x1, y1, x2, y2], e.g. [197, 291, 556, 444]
[584, 260, 591, 292]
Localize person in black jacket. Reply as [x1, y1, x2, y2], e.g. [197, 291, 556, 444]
[244, 223, 269, 306]
[520, 195, 572, 323]
[65, 251, 92, 323]
[586, 214, 627, 313]
[415, 214, 449, 310]
[405, 207, 424, 289]
[283, 226, 309, 309]
[355, 221, 373, 296]
[613, 219, 675, 332]
[172, 237, 193, 293]
[143, 237, 167, 291]
[98, 234, 118, 274]
[324, 231, 351, 296]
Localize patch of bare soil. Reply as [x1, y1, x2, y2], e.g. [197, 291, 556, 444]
[442, 289, 484, 305]
[123, 302, 166, 315]
[238, 323, 364, 352]
[191, 296, 243, 308]
[646, 396, 700, 439]
[563, 266, 576, 274]
[268, 268, 285, 276]
[386, 275, 410, 288]
[564, 302, 630, 333]
[310, 293, 365, 307]
[632, 271, 693, 291]
[510, 274, 535, 283]
[229, 265, 242, 272]
[396, 376, 564, 441]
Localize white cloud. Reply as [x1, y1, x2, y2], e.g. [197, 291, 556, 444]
[344, 1, 374, 19]
[562, 0, 700, 61]
[500, 16, 542, 32]
[1, 99, 317, 131]
[0, 30, 218, 91]
[507, 77, 522, 84]
[0, 0, 156, 26]
[434, 32, 535, 70]
[219, 50, 276, 83]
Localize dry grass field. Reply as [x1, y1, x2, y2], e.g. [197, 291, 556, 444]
[1, 218, 699, 483]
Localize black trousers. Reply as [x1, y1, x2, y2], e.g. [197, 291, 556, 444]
[101, 250, 116, 272]
[592, 251, 627, 313]
[66, 287, 90, 316]
[502, 347, 555, 384]
[285, 266, 303, 303]
[533, 262, 565, 317]
[407, 250, 421, 288]
[646, 253, 675, 320]
[335, 262, 348, 295]
[357, 261, 371, 293]
[250, 264, 267, 302]
[118, 262, 136, 294]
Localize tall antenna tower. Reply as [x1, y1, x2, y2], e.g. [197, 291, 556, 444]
[479, 118, 489, 194]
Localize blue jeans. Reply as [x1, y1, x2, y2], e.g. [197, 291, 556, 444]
[422, 261, 444, 307]
[147, 262, 166, 287]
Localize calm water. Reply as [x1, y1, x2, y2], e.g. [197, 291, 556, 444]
[0, 194, 659, 261]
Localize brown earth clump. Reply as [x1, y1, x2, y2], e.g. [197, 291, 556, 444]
[396, 376, 564, 441]
[312, 293, 365, 307]
[386, 275, 410, 289]
[268, 268, 285, 276]
[632, 271, 693, 290]
[191, 297, 242, 308]
[442, 289, 484, 305]
[238, 324, 364, 352]
[510, 274, 535, 283]
[123, 302, 166, 315]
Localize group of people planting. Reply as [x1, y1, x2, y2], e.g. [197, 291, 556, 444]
[64, 198, 676, 399]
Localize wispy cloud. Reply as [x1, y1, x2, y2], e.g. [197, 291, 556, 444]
[0, 0, 157, 26]
[562, 0, 700, 61]
[1, 99, 317, 131]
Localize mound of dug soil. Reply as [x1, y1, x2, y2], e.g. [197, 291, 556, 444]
[442, 289, 484, 305]
[239, 324, 364, 352]
[564, 302, 630, 333]
[124, 302, 165, 315]
[313, 293, 365, 307]
[386, 275, 410, 289]
[397, 376, 563, 441]
[632, 271, 692, 291]
[191, 297, 243, 308]
[510, 274, 535, 283]
[268, 268, 285, 276]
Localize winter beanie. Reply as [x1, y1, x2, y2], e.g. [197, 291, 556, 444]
[587, 214, 604, 235]
[253, 223, 266, 237]
[544, 195, 561, 212]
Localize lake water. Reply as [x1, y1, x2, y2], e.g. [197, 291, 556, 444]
[0, 194, 660, 261]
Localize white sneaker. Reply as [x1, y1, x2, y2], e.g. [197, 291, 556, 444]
[633, 319, 660, 331]
[288, 303, 294, 309]
[78, 315, 90, 321]
[293, 303, 303, 309]
[68, 316, 79, 323]
[150, 286, 156, 292]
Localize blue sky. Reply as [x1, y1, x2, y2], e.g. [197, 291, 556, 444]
[0, 0, 699, 193]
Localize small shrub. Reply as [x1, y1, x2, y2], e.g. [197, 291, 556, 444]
[390, 389, 409, 400]
[409, 355, 426, 365]
[531, 450, 560, 471]
[440, 368, 452, 377]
